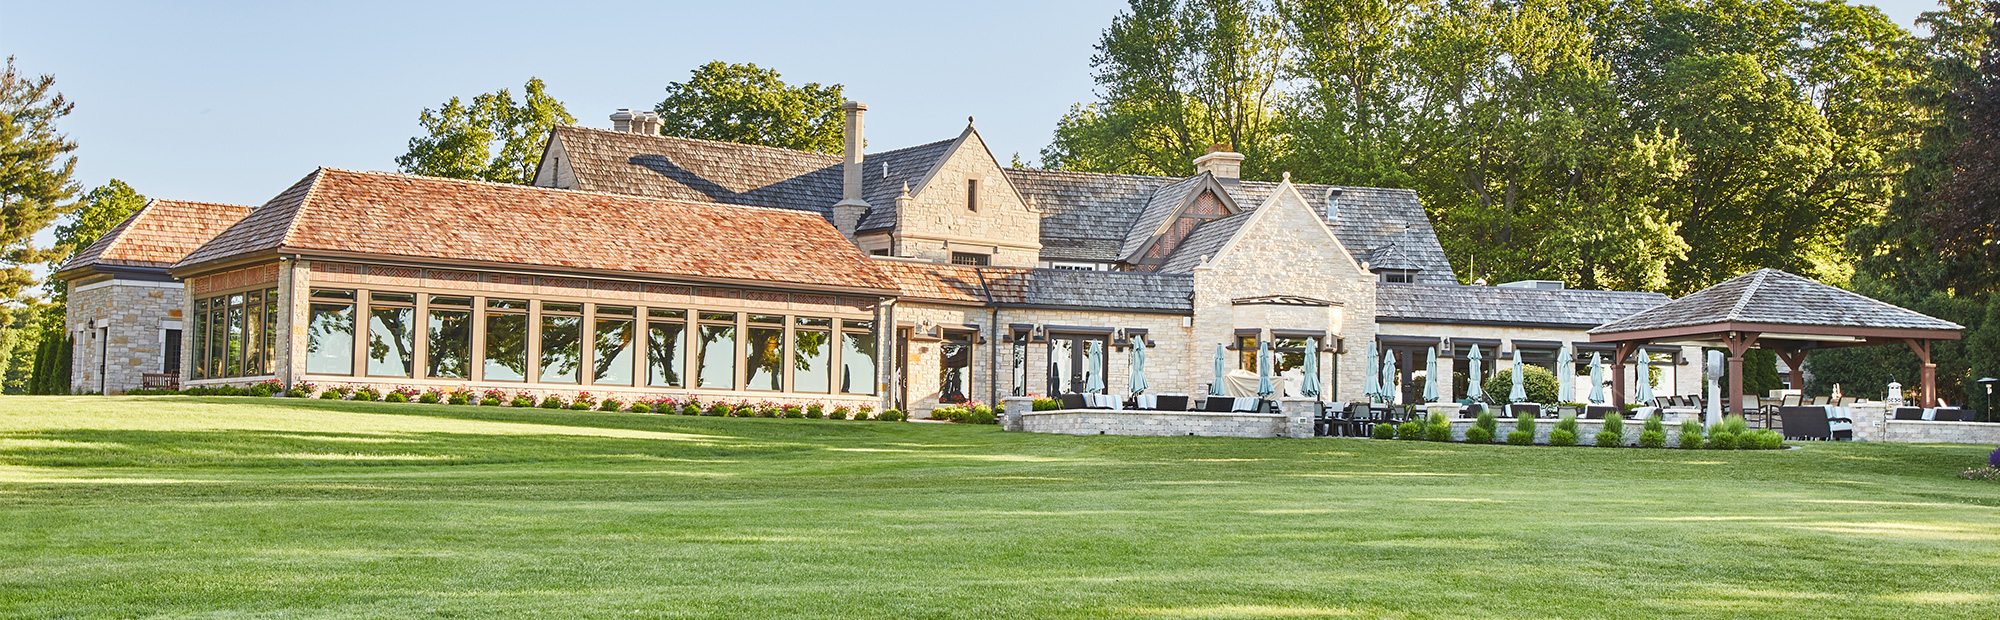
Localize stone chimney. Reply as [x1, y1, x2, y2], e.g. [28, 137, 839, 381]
[610, 109, 661, 134]
[831, 101, 870, 239]
[1193, 143, 1245, 180]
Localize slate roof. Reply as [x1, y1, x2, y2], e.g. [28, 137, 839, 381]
[855, 137, 959, 232]
[550, 125, 843, 215]
[1118, 173, 1211, 261]
[175, 168, 897, 293]
[1231, 182, 1452, 284]
[57, 199, 256, 277]
[1589, 268, 1963, 334]
[1376, 283, 1671, 328]
[1156, 211, 1253, 273]
[1022, 269, 1193, 313]
[1002, 168, 1161, 261]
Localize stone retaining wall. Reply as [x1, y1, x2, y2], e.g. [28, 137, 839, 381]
[1880, 420, 2000, 445]
[1020, 409, 1292, 438]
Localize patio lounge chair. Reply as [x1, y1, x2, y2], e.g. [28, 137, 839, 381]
[1583, 406, 1617, 420]
[1059, 393, 1086, 410]
[1936, 407, 1975, 422]
[1508, 403, 1542, 419]
[1892, 407, 1924, 420]
[1231, 397, 1262, 413]
[1201, 397, 1234, 413]
[1157, 395, 1190, 412]
[1779, 406, 1834, 440]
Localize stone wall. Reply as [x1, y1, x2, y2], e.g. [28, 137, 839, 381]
[893, 130, 1042, 267]
[1880, 420, 2000, 445]
[892, 302, 989, 419]
[1021, 409, 1291, 438]
[996, 308, 1196, 398]
[1193, 182, 1376, 403]
[66, 277, 184, 394]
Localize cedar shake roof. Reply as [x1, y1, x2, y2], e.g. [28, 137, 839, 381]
[1377, 283, 1671, 328]
[57, 199, 256, 278]
[869, 260, 1026, 304]
[870, 260, 1191, 312]
[175, 168, 896, 293]
[1589, 268, 1963, 335]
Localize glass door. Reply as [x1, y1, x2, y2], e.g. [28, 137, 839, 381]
[1047, 334, 1108, 394]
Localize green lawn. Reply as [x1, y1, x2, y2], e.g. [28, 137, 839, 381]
[2, 397, 1997, 619]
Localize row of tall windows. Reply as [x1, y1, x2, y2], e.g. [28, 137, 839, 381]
[191, 287, 280, 380]
[302, 288, 877, 394]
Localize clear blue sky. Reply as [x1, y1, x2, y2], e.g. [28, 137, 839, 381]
[0, 0, 1947, 211]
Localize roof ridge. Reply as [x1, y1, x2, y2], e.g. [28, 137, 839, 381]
[1727, 269, 1769, 321]
[275, 168, 328, 250]
[557, 125, 844, 162]
[313, 167, 841, 219]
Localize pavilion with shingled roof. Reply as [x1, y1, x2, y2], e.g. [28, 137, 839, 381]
[1588, 269, 1963, 413]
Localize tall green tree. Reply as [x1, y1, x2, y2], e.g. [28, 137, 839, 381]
[396, 78, 574, 185]
[1042, 0, 1288, 178]
[52, 180, 145, 266]
[0, 56, 79, 299]
[653, 62, 845, 154]
[1276, 0, 1422, 189]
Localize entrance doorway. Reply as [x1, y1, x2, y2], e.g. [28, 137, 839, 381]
[1047, 333, 1108, 394]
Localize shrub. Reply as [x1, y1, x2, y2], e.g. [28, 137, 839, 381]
[858, 405, 876, 420]
[782, 404, 804, 419]
[599, 398, 622, 412]
[1481, 366, 1560, 404]
[570, 393, 596, 410]
[482, 389, 508, 403]
[1638, 430, 1667, 449]
[540, 395, 565, 409]
[1706, 430, 1738, 450]
[385, 392, 408, 403]
[319, 390, 342, 400]
[352, 387, 381, 402]
[963, 407, 997, 424]
[1465, 426, 1493, 444]
[682, 402, 702, 416]
[1744, 429, 1783, 450]
[287, 381, 318, 398]
[629, 401, 651, 414]
[1397, 420, 1424, 440]
[754, 402, 777, 418]
[1596, 412, 1625, 447]
[1425, 412, 1452, 442]
[1475, 411, 1498, 434]
[829, 405, 850, 420]
[1549, 428, 1577, 447]
[805, 403, 824, 419]
[932, 405, 967, 422]
[1679, 419, 1704, 449]
[1723, 415, 1750, 436]
[1553, 415, 1578, 437]
[1507, 429, 1534, 445]
[1033, 397, 1061, 411]
[1371, 422, 1397, 439]
[447, 390, 471, 405]
[510, 394, 535, 408]
[705, 402, 730, 417]
[248, 380, 281, 397]
[418, 388, 443, 404]
[878, 408, 905, 422]
[1643, 414, 1664, 433]
[1515, 413, 1537, 435]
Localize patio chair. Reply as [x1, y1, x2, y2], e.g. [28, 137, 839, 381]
[1508, 403, 1542, 419]
[1892, 407, 1923, 420]
[1837, 397, 1858, 407]
[1059, 393, 1086, 410]
[1779, 406, 1834, 441]
[1201, 397, 1233, 412]
[1808, 395, 1830, 406]
[1583, 406, 1617, 420]
[1462, 403, 1487, 418]
[1937, 407, 1975, 422]
[1157, 395, 1190, 412]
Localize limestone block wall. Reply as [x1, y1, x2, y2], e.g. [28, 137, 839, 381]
[1377, 321, 1704, 402]
[1021, 409, 1290, 438]
[1880, 420, 2000, 445]
[892, 131, 1041, 267]
[892, 302, 989, 418]
[67, 278, 184, 394]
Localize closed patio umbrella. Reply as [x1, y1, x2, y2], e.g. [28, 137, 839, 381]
[1300, 338, 1323, 399]
[1129, 336, 1149, 396]
[1634, 350, 1654, 405]
[1256, 340, 1274, 399]
[1466, 344, 1485, 404]
[1509, 356, 1527, 403]
[1085, 342, 1105, 394]
[1556, 347, 1574, 404]
[1381, 349, 1398, 404]
[1211, 344, 1227, 396]
[1364, 346, 1380, 403]
[1589, 352, 1606, 404]
[1423, 346, 1440, 403]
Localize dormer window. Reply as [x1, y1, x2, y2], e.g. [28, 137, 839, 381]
[967, 179, 979, 212]
[1379, 270, 1416, 283]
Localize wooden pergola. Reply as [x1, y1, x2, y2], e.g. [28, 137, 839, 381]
[1588, 269, 1963, 414]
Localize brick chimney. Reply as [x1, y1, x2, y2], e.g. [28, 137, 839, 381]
[610, 109, 661, 134]
[1193, 143, 1244, 180]
[831, 101, 870, 239]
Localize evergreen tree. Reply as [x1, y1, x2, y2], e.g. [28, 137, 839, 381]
[396, 78, 574, 184]
[653, 62, 845, 154]
[0, 56, 80, 299]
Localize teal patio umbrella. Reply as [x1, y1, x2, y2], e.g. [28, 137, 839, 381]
[1129, 336, 1149, 396]
[1556, 346, 1575, 404]
[1423, 346, 1440, 403]
[1300, 338, 1323, 399]
[1634, 350, 1654, 405]
[1509, 356, 1527, 403]
[1466, 344, 1485, 404]
[1363, 346, 1380, 403]
[1381, 349, 1398, 404]
[1085, 342, 1105, 394]
[1210, 344, 1227, 396]
[1589, 352, 1606, 404]
[1256, 340, 1274, 399]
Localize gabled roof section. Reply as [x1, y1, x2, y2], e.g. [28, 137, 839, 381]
[56, 199, 257, 278]
[854, 137, 959, 232]
[545, 125, 844, 215]
[1156, 211, 1254, 273]
[176, 168, 896, 293]
[1004, 168, 1165, 262]
[1590, 269, 1963, 335]
[1378, 283, 1671, 329]
[1118, 173, 1240, 262]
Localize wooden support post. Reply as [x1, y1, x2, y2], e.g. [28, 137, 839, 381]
[1775, 348, 1808, 393]
[1724, 332, 1759, 418]
[1906, 339, 1936, 407]
[1611, 341, 1637, 407]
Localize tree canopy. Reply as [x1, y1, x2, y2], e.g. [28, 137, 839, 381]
[0, 56, 79, 300]
[396, 78, 574, 185]
[653, 62, 846, 154]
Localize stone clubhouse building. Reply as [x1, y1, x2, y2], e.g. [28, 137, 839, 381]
[57, 103, 1696, 417]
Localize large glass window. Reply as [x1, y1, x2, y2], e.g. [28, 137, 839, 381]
[539, 302, 582, 383]
[840, 321, 876, 395]
[593, 305, 635, 386]
[367, 292, 415, 377]
[483, 299, 528, 382]
[1274, 337, 1310, 373]
[191, 298, 209, 380]
[697, 312, 736, 390]
[208, 296, 227, 378]
[427, 295, 471, 379]
[745, 315, 785, 391]
[792, 317, 831, 393]
[1011, 332, 1027, 397]
[305, 289, 355, 375]
[1238, 334, 1259, 370]
[225, 293, 245, 376]
[940, 331, 973, 403]
[243, 290, 263, 376]
[261, 288, 278, 375]
[647, 309, 685, 388]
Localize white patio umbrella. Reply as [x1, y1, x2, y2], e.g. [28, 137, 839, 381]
[1423, 346, 1440, 403]
[1300, 338, 1323, 399]
[1129, 336, 1149, 396]
[1704, 350, 1724, 426]
[1634, 350, 1654, 405]
[1211, 344, 1227, 396]
[1509, 356, 1527, 403]
[1556, 346, 1575, 404]
[1466, 344, 1485, 404]
[1256, 340, 1274, 399]
[1364, 346, 1381, 403]
[1381, 349, 1398, 404]
[1589, 352, 1606, 404]
[1085, 342, 1105, 394]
